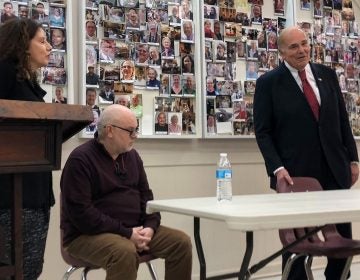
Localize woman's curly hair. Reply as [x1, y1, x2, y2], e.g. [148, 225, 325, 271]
[0, 18, 43, 81]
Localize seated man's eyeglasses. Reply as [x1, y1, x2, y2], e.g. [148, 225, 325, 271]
[106, 124, 139, 137]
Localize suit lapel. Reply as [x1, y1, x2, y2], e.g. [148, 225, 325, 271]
[278, 63, 303, 97]
[310, 63, 326, 100]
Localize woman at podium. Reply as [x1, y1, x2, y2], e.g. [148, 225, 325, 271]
[0, 19, 54, 279]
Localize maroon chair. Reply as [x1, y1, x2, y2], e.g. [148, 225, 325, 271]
[277, 177, 360, 280]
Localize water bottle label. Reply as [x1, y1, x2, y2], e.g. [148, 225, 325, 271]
[216, 169, 232, 179]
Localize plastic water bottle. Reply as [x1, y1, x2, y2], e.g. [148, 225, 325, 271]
[216, 153, 232, 203]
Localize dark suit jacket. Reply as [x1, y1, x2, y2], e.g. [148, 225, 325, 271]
[254, 62, 358, 189]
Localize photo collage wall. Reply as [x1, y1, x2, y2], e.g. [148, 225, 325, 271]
[0, 0, 68, 104]
[84, 0, 197, 136]
[297, 0, 360, 135]
[203, 0, 286, 136]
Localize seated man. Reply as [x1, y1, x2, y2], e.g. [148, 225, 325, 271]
[60, 104, 192, 280]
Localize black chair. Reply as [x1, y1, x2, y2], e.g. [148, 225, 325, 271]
[277, 177, 360, 280]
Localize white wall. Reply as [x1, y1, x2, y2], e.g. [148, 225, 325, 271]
[39, 1, 360, 280]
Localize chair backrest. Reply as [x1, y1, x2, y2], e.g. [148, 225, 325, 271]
[276, 177, 323, 194]
[277, 177, 324, 249]
[277, 177, 360, 263]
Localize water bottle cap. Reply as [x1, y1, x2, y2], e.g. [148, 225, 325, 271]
[220, 153, 227, 157]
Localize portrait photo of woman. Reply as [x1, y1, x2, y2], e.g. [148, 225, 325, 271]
[49, 7, 65, 28]
[181, 54, 194, 74]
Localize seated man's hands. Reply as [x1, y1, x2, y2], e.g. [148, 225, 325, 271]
[130, 226, 154, 252]
[139, 227, 154, 240]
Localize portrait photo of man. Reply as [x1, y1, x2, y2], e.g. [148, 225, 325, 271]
[85, 20, 97, 41]
[1, 1, 16, 23]
[181, 20, 194, 42]
[32, 1, 49, 24]
[99, 39, 115, 63]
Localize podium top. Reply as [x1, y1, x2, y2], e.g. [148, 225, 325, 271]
[0, 99, 93, 141]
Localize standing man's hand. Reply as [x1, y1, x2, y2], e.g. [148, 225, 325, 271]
[275, 168, 293, 186]
[350, 162, 359, 186]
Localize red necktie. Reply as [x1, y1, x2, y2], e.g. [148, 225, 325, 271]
[298, 70, 319, 120]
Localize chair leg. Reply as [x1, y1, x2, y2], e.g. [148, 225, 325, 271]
[304, 256, 314, 280]
[81, 267, 93, 280]
[281, 253, 305, 280]
[62, 266, 80, 280]
[340, 256, 353, 280]
[146, 261, 158, 280]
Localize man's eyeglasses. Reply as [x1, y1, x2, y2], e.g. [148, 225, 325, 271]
[107, 124, 139, 137]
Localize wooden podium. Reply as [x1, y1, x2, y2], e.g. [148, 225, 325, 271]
[0, 100, 93, 280]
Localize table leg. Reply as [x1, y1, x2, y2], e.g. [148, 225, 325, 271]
[238, 231, 253, 280]
[194, 217, 207, 280]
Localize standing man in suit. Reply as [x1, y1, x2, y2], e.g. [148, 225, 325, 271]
[253, 26, 359, 280]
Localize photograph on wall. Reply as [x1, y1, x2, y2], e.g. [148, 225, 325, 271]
[102, 64, 120, 81]
[80, 0, 200, 137]
[274, 0, 284, 15]
[182, 75, 196, 96]
[181, 19, 194, 42]
[50, 28, 66, 50]
[148, 45, 162, 65]
[130, 93, 143, 118]
[49, 6, 65, 27]
[120, 59, 135, 81]
[154, 111, 168, 134]
[159, 73, 170, 95]
[114, 81, 134, 94]
[48, 51, 65, 68]
[32, 1, 50, 25]
[85, 109, 100, 133]
[170, 74, 182, 95]
[99, 39, 116, 62]
[181, 54, 194, 74]
[99, 80, 115, 103]
[42, 67, 67, 85]
[167, 112, 182, 135]
[134, 65, 147, 87]
[114, 93, 131, 107]
[52, 86, 67, 104]
[300, 0, 310, 10]
[146, 67, 161, 88]
[168, 4, 181, 26]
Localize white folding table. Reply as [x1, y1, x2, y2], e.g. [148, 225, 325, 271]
[146, 189, 360, 279]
